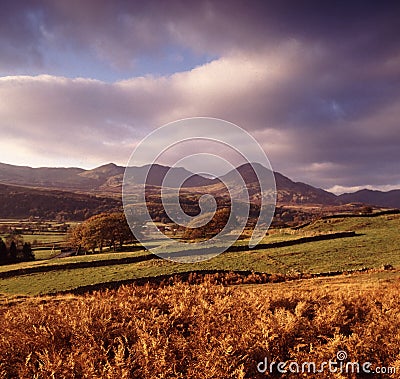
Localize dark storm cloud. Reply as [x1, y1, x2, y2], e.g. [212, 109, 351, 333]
[0, 1, 45, 69]
[0, 0, 399, 190]
[2, 1, 399, 70]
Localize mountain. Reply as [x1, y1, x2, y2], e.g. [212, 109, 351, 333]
[79, 163, 124, 180]
[79, 163, 125, 192]
[338, 189, 400, 208]
[0, 162, 213, 193]
[0, 162, 89, 189]
[0, 162, 398, 208]
[219, 163, 339, 205]
[125, 164, 214, 188]
[275, 172, 340, 205]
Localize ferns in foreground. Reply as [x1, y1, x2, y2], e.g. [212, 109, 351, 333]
[0, 278, 399, 378]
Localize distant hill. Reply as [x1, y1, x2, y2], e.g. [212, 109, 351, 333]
[0, 162, 213, 193]
[0, 162, 398, 210]
[0, 162, 91, 190]
[0, 183, 121, 220]
[338, 189, 400, 208]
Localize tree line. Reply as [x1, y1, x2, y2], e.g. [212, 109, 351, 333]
[0, 236, 35, 265]
[68, 209, 241, 251]
[182, 208, 234, 240]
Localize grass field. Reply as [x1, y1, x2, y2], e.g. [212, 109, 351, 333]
[0, 213, 399, 296]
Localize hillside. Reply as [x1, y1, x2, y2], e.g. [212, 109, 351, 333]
[125, 164, 215, 187]
[0, 162, 213, 192]
[0, 162, 92, 190]
[339, 188, 400, 208]
[0, 183, 121, 220]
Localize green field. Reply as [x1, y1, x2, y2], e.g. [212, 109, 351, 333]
[0, 213, 399, 296]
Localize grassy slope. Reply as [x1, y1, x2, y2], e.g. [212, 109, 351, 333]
[0, 214, 399, 295]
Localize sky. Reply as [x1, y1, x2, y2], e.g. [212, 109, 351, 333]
[0, 0, 399, 193]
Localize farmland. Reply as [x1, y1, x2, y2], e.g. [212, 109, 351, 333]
[0, 212, 399, 296]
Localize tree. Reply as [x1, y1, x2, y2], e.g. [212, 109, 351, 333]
[361, 205, 373, 215]
[81, 214, 106, 253]
[106, 213, 136, 251]
[9, 241, 17, 262]
[22, 242, 35, 261]
[0, 238, 8, 264]
[67, 223, 84, 254]
[5, 232, 23, 250]
[68, 212, 140, 253]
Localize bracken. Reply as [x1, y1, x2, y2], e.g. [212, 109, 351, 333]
[0, 276, 399, 378]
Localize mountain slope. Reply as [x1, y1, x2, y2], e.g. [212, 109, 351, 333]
[0, 183, 121, 220]
[275, 172, 339, 205]
[339, 189, 400, 208]
[220, 163, 339, 205]
[125, 164, 214, 187]
[0, 162, 95, 190]
[0, 162, 214, 192]
[79, 163, 124, 180]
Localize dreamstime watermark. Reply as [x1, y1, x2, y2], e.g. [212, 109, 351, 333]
[257, 350, 396, 375]
[122, 117, 276, 263]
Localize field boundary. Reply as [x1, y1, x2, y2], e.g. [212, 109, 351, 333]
[291, 209, 399, 230]
[231, 231, 357, 252]
[0, 231, 359, 279]
[0, 254, 155, 279]
[320, 208, 400, 219]
[56, 267, 373, 295]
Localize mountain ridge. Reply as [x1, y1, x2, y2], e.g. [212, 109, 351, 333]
[0, 161, 398, 208]
[338, 188, 400, 208]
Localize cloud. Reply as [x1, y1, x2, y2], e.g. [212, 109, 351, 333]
[0, 0, 399, 189]
[327, 184, 400, 196]
[1, 1, 399, 72]
[0, 48, 307, 168]
[1, 41, 400, 190]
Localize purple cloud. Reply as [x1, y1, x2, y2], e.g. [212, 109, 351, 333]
[0, 0, 399, 190]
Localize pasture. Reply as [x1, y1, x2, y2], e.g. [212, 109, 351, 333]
[0, 213, 399, 296]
